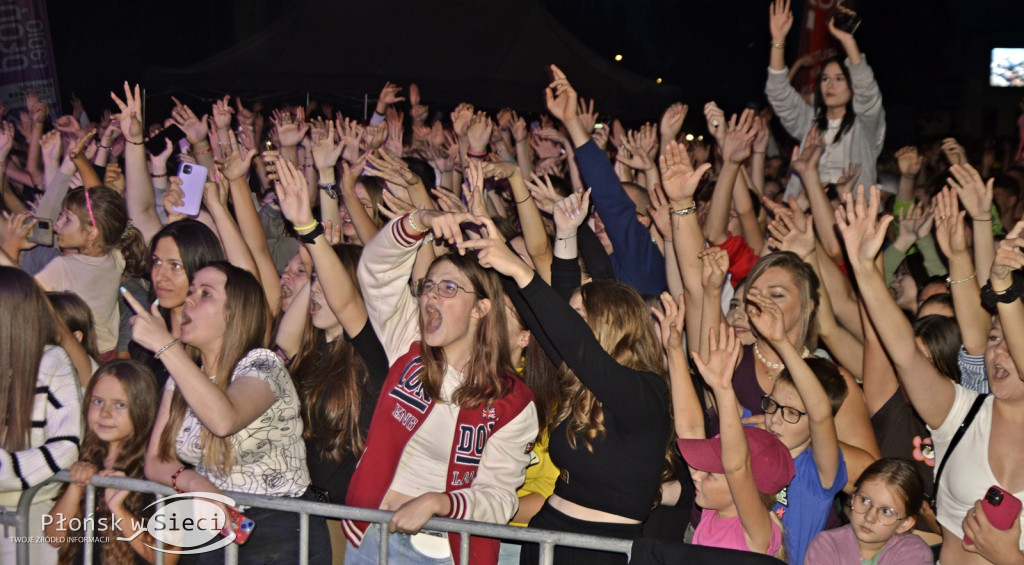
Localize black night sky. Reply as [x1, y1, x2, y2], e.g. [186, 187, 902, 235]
[44, 0, 1024, 145]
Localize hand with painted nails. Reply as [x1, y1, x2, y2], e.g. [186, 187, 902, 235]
[552, 188, 591, 238]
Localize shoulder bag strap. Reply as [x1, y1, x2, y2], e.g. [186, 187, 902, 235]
[932, 393, 988, 508]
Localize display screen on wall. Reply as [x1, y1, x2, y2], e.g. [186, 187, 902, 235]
[991, 48, 1024, 87]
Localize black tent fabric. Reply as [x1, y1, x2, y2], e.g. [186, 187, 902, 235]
[145, 0, 680, 120]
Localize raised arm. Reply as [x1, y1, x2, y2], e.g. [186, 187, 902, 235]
[483, 160, 554, 282]
[837, 187, 954, 428]
[747, 291, 841, 487]
[654, 292, 703, 440]
[948, 163, 996, 284]
[221, 132, 280, 312]
[201, 175, 259, 277]
[276, 158, 370, 339]
[765, 0, 814, 139]
[988, 220, 1024, 377]
[697, 324, 775, 554]
[705, 110, 756, 246]
[790, 127, 843, 260]
[112, 83, 163, 243]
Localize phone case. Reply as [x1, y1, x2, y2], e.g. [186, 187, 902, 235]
[174, 162, 208, 217]
[964, 486, 1021, 545]
[220, 506, 255, 545]
[27, 217, 54, 246]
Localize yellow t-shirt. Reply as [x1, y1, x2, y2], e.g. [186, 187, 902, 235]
[509, 430, 559, 527]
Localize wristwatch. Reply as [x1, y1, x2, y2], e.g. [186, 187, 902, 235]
[318, 181, 338, 200]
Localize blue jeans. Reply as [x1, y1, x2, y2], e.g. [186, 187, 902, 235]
[344, 524, 453, 565]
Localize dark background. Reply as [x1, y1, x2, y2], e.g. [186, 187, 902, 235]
[45, 0, 1024, 145]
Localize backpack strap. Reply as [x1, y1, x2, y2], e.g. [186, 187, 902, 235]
[932, 393, 987, 509]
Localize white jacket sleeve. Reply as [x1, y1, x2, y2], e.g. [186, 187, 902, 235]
[444, 403, 539, 524]
[356, 216, 425, 364]
[765, 66, 815, 141]
[0, 346, 82, 491]
[848, 55, 886, 153]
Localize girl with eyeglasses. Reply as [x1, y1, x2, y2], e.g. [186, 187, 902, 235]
[281, 151, 538, 565]
[806, 458, 933, 564]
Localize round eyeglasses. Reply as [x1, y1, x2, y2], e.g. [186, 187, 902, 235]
[411, 278, 479, 299]
[850, 493, 907, 526]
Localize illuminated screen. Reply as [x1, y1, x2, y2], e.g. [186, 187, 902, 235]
[991, 48, 1024, 87]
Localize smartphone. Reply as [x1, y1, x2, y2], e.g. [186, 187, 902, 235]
[145, 123, 186, 156]
[27, 216, 53, 246]
[964, 486, 1022, 545]
[220, 506, 255, 545]
[831, 8, 862, 34]
[174, 162, 208, 216]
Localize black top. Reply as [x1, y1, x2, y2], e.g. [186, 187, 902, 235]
[304, 320, 388, 504]
[871, 390, 935, 501]
[509, 273, 671, 522]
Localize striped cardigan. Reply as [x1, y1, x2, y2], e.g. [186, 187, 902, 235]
[0, 345, 82, 507]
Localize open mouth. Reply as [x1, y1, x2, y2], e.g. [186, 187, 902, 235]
[310, 300, 322, 316]
[423, 305, 442, 334]
[181, 311, 193, 327]
[280, 284, 294, 297]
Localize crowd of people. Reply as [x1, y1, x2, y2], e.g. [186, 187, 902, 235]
[2, 2, 1024, 564]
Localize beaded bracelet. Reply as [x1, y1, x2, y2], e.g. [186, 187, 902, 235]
[171, 466, 186, 494]
[153, 338, 180, 359]
[669, 204, 698, 217]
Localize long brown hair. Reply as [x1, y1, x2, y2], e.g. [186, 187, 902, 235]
[58, 360, 159, 565]
[0, 267, 60, 451]
[290, 244, 371, 461]
[556, 280, 667, 453]
[157, 262, 273, 474]
[47, 291, 100, 363]
[420, 252, 514, 408]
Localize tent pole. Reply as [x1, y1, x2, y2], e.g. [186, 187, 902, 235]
[306, 92, 309, 109]
[364, 94, 368, 121]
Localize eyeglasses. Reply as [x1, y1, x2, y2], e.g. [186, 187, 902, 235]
[411, 278, 478, 299]
[761, 395, 808, 425]
[850, 493, 906, 526]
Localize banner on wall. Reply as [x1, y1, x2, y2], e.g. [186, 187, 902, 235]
[0, 0, 61, 116]
[794, 0, 842, 98]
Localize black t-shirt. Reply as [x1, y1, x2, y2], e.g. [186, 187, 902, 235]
[870, 390, 936, 499]
[304, 321, 388, 503]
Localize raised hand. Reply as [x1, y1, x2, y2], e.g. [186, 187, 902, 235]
[648, 183, 672, 240]
[203, 174, 230, 211]
[451, 103, 475, 138]
[163, 178, 188, 223]
[362, 123, 387, 152]
[790, 126, 825, 178]
[577, 98, 598, 134]
[68, 130, 97, 160]
[616, 130, 655, 171]
[104, 163, 126, 195]
[217, 131, 257, 181]
[835, 186, 893, 268]
[235, 97, 255, 128]
[948, 163, 993, 219]
[2, 211, 38, 253]
[704, 102, 726, 146]
[941, 137, 967, 167]
[699, 246, 730, 291]
[827, 4, 859, 42]
[545, 65, 579, 125]
[466, 111, 493, 153]
[121, 288, 176, 354]
[170, 96, 209, 145]
[746, 289, 789, 345]
[752, 116, 770, 154]
[110, 82, 145, 144]
[896, 146, 923, 179]
[464, 159, 489, 216]
[39, 129, 62, 165]
[376, 82, 406, 113]
[660, 103, 687, 147]
[659, 140, 712, 204]
[378, 190, 415, 220]
[55, 114, 83, 136]
[990, 220, 1024, 284]
[933, 187, 968, 258]
[311, 119, 343, 170]
[525, 173, 561, 214]
[769, 0, 794, 42]
[367, 149, 421, 190]
[552, 188, 591, 236]
[836, 162, 862, 197]
[273, 158, 315, 228]
[767, 198, 815, 258]
[212, 95, 234, 133]
[691, 323, 742, 391]
[457, 215, 533, 281]
[409, 83, 429, 125]
[432, 186, 469, 214]
[722, 109, 757, 163]
[273, 111, 310, 148]
[651, 292, 686, 352]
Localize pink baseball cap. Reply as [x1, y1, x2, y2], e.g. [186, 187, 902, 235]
[677, 427, 795, 495]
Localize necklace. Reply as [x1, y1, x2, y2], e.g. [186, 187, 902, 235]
[754, 342, 811, 377]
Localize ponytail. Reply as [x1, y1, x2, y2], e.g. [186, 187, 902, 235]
[118, 221, 149, 278]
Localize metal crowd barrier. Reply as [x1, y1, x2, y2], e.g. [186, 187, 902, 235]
[5, 470, 633, 564]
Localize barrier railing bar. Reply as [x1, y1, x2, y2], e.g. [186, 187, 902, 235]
[18, 472, 633, 564]
[83, 484, 95, 565]
[225, 539, 238, 564]
[540, 540, 555, 564]
[460, 530, 470, 565]
[378, 524, 389, 562]
[154, 496, 165, 565]
[12, 481, 46, 565]
[299, 512, 309, 565]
